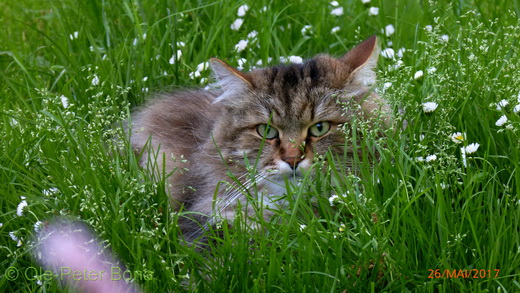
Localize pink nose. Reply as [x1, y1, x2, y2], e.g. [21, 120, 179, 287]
[282, 155, 303, 169]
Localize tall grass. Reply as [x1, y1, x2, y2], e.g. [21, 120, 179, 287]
[1, 0, 519, 292]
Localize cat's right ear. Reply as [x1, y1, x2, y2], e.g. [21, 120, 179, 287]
[210, 58, 253, 103]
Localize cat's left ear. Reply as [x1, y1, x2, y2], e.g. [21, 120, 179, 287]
[210, 58, 253, 103]
[339, 35, 379, 87]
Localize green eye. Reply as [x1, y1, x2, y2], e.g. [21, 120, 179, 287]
[256, 124, 279, 139]
[309, 121, 331, 137]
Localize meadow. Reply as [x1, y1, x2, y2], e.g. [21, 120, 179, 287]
[1, 0, 519, 291]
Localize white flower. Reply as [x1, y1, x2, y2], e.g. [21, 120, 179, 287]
[196, 62, 209, 72]
[9, 231, 18, 242]
[69, 31, 79, 40]
[464, 143, 479, 154]
[427, 67, 437, 74]
[361, 0, 371, 3]
[91, 75, 99, 86]
[16, 200, 27, 217]
[495, 115, 508, 126]
[384, 24, 395, 36]
[330, 1, 339, 6]
[381, 48, 395, 59]
[397, 48, 406, 58]
[230, 18, 244, 31]
[189, 71, 201, 80]
[422, 102, 438, 113]
[142, 76, 148, 82]
[414, 70, 424, 79]
[234, 39, 248, 52]
[329, 194, 340, 206]
[237, 58, 247, 70]
[331, 7, 344, 16]
[425, 154, 437, 162]
[0, 223, 3, 228]
[288, 56, 303, 64]
[301, 25, 313, 35]
[450, 132, 465, 143]
[440, 35, 449, 42]
[299, 224, 306, 231]
[514, 104, 520, 114]
[247, 30, 258, 39]
[383, 82, 392, 90]
[496, 99, 509, 110]
[169, 50, 182, 64]
[237, 4, 249, 17]
[34, 221, 43, 232]
[176, 41, 186, 47]
[416, 156, 424, 162]
[369, 7, 379, 15]
[331, 26, 341, 34]
[60, 95, 69, 108]
[42, 187, 59, 195]
[425, 25, 433, 32]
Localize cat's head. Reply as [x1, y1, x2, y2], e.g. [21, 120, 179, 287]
[207, 36, 385, 191]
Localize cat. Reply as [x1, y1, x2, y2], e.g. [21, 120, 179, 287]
[35, 35, 392, 293]
[129, 35, 392, 240]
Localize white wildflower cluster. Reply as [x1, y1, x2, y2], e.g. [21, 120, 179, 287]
[301, 25, 313, 36]
[69, 31, 79, 40]
[329, 1, 344, 16]
[493, 94, 520, 129]
[231, 5, 249, 30]
[189, 62, 210, 84]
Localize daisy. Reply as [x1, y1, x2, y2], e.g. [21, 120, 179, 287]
[450, 132, 465, 143]
[328, 194, 340, 206]
[495, 115, 508, 126]
[17, 200, 28, 217]
[464, 143, 479, 154]
[422, 102, 438, 113]
[425, 154, 437, 162]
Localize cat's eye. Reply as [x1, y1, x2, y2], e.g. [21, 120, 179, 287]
[256, 124, 279, 139]
[309, 121, 331, 137]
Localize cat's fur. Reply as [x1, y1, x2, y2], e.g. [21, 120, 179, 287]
[130, 35, 392, 240]
[35, 36, 392, 293]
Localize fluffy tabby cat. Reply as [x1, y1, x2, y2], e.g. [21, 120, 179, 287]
[130, 35, 391, 240]
[36, 35, 392, 293]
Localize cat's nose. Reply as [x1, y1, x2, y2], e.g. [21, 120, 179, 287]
[282, 156, 303, 169]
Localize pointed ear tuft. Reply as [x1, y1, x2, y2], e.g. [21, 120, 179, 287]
[339, 35, 379, 87]
[210, 58, 253, 103]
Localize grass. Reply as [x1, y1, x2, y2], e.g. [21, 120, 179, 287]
[1, 0, 519, 291]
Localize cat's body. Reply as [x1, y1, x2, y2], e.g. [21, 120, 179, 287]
[130, 36, 392, 240]
[36, 36, 392, 293]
